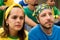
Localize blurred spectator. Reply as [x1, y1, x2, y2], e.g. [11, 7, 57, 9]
[46, 0, 60, 19]
[24, 0, 39, 31]
[4, 0, 14, 6]
[14, 0, 28, 7]
[0, 0, 7, 27]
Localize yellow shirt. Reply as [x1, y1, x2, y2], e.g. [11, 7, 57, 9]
[4, 0, 14, 6]
[0, 28, 28, 40]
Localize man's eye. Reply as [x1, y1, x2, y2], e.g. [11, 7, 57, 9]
[49, 12, 52, 16]
[41, 14, 46, 17]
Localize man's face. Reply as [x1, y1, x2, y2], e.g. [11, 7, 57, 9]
[47, 0, 55, 6]
[38, 9, 54, 29]
[28, 0, 38, 6]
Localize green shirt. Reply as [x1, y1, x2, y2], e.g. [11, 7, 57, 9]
[24, 7, 38, 23]
[0, 0, 4, 6]
[8, 35, 19, 40]
[0, 0, 4, 26]
[53, 6, 60, 16]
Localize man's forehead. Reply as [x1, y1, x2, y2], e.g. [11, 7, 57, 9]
[40, 9, 52, 14]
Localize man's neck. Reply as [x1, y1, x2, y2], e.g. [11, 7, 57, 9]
[41, 26, 52, 35]
[28, 4, 36, 11]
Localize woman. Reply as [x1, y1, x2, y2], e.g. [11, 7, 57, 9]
[0, 3, 28, 40]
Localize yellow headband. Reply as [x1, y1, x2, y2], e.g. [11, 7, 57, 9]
[5, 3, 23, 20]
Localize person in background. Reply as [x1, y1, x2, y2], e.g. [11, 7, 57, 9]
[46, 0, 60, 19]
[46, 0, 60, 26]
[14, 0, 28, 7]
[0, 0, 8, 27]
[19, 0, 28, 7]
[0, 3, 28, 40]
[29, 4, 60, 40]
[24, 0, 39, 31]
[4, 0, 14, 7]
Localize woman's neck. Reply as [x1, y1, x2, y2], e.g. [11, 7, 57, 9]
[9, 28, 18, 37]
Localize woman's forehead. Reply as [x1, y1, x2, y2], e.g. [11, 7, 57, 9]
[10, 7, 23, 13]
[9, 7, 24, 16]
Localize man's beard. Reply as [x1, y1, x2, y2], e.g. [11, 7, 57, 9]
[40, 20, 54, 29]
[41, 24, 53, 29]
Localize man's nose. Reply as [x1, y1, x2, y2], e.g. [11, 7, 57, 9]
[46, 15, 51, 19]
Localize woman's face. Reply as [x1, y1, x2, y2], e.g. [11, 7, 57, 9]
[6, 7, 25, 31]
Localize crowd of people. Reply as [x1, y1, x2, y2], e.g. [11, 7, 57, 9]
[0, 0, 60, 40]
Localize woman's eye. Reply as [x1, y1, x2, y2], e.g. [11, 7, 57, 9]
[20, 16, 24, 20]
[12, 16, 17, 19]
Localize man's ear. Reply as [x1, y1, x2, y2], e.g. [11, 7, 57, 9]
[37, 16, 39, 23]
[37, 19, 39, 23]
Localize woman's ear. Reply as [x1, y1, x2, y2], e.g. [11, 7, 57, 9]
[6, 19, 9, 25]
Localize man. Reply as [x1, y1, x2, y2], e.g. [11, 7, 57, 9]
[46, 0, 60, 18]
[14, 0, 28, 7]
[46, 0, 60, 26]
[29, 4, 60, 40]
[19, 0, 28, 7]
[24, 0, 39, 31]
